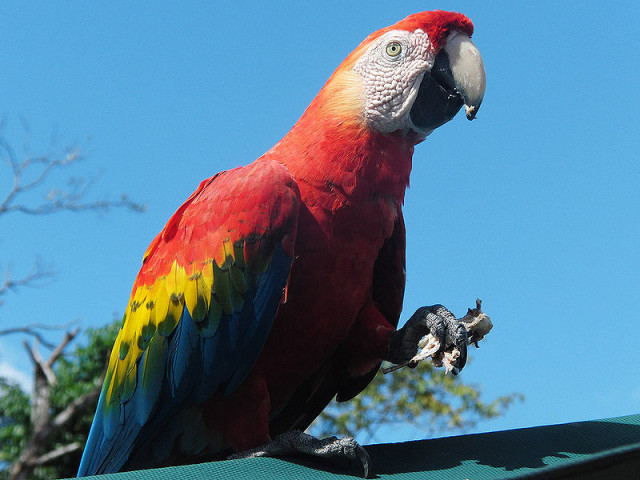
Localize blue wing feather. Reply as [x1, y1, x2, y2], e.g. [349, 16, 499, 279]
[78, 243, 295, 477]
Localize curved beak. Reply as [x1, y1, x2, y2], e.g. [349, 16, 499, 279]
[444, 32, 486, 120]
[409, 32, 486, 133]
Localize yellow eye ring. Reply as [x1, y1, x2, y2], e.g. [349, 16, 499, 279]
[386, 41, 402, 57]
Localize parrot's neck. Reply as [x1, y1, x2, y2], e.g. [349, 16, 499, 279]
[262, 69, 419, 207]
[264, 111, 415, 208]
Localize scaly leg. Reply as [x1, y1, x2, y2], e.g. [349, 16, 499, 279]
[229, 430, 371, 478]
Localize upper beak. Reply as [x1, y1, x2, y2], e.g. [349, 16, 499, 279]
[444, 32, 486, 120]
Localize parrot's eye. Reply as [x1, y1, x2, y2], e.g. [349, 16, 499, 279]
[385, 41, 402, 57]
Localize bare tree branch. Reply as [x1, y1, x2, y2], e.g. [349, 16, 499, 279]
[0, 261, 53, 307]
[3, 194, 146, 215]
[23, 338, 57, 387]
[0, 321, 79, 349]
[27, 442, 83, 467]
[0, 119, 146, 219]
[47, 328, 80, 368]
[51, 378, 103, 431]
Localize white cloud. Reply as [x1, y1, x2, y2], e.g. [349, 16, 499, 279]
[0, 362, 32, 392]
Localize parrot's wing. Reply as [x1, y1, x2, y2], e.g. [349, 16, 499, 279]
[78, 159, 300, 476]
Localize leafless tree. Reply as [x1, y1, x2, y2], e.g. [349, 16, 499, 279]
[0, 119, 143, 479]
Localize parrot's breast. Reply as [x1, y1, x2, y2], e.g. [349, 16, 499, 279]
[257, 158, 406, 411]
[259, 201, 393, 408]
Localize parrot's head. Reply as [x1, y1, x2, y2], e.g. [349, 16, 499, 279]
[318, 10, 486, 140]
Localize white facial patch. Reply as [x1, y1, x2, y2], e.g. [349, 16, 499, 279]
[353, 29, 435, 133]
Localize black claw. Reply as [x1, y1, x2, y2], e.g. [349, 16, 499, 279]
[458, 349, 467, 370]
[454, 323, 468, 371]
[356, 446, 371, 478]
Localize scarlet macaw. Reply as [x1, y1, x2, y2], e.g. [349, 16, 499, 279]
[78, 10, 486, 476]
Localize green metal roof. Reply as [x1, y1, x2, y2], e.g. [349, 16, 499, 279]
[72, 413, 640, 479]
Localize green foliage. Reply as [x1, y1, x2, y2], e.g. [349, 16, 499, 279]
[0, 380, 30, 477]
[311, 360, 522, 443]
[0, 321, 119, 480]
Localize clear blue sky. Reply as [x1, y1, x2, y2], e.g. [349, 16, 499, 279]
[1, 1, 639, 444]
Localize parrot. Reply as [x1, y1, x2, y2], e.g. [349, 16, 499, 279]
[78, 10, 486, 477]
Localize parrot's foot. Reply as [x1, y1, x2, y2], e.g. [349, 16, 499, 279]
[385, 299, 492, 375]
[229, 430, 371, 478]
